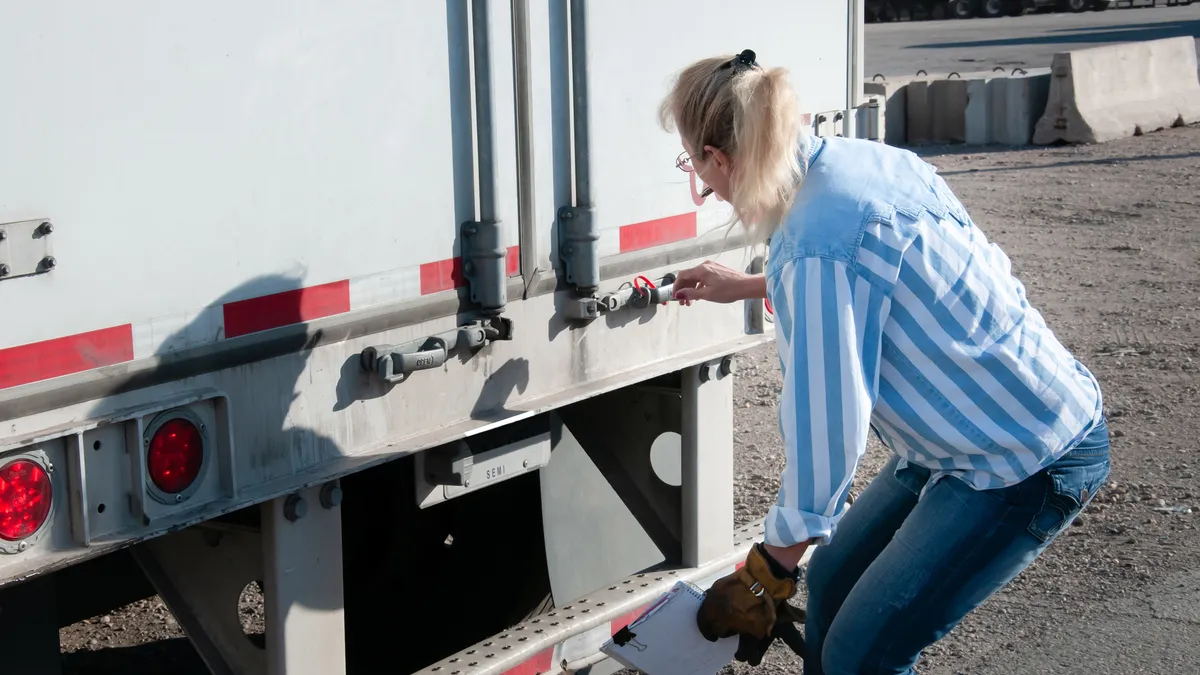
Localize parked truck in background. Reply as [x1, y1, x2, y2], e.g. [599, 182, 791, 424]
[866, 0, 1114, 21]
[0, 2, 870, 674]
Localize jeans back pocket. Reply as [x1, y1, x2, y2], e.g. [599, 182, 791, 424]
[1028, 460, 1111, 543]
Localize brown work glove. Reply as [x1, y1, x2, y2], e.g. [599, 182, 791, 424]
[696, 543, 799, 642]
[732, 599, 806, 666]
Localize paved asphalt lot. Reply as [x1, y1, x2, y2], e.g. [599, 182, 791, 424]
[866, 3, 1200, 77]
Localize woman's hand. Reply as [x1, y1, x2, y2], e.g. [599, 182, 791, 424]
[672, 261, 767, 305]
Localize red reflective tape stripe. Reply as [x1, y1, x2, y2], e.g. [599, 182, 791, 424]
[6, 248, 521, 385]
[499, 647, 553, 675]
[0, 325, 134, 390]
[223, 280, 351, 339]
[619, 213, 697, 253]
[420, 257, 464, 295]
[506, 245, 520, 277]
[735, 560, 746, 571]
[611, 605, 650, 635]
[422, 246, 522, 295]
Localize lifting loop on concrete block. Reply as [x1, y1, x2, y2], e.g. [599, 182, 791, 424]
[1012, 68, 1027, 76]
[947, 72, 961, 79]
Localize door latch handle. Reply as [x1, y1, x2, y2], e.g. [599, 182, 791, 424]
[360, 317, 515, 384]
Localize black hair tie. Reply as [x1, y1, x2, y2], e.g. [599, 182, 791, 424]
[721, 49, 759, 72]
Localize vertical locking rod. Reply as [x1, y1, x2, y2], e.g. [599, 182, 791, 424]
[461, 0, 507, 315]
[556, 0, 599, 295]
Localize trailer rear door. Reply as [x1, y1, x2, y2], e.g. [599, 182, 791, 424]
[0, 1, 521, 356]
[564, 0, 854, 264]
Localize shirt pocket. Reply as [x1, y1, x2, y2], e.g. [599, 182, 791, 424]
[1027, 460, 1111, 543]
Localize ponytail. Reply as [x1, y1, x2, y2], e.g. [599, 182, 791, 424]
[659, 52, 804, 241]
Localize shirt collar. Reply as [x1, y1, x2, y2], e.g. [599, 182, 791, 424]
[798, 132, 825, 178]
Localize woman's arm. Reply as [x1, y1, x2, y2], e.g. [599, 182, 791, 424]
[672, 261, 766, 305]
[763, 255, 889, 565]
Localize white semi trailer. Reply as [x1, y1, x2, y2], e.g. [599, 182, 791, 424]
[0, 2, 870, 673]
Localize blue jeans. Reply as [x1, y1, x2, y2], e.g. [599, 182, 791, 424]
[804, 416, 1111, 675]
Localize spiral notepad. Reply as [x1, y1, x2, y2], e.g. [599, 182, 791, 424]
[599, 581, 738, 675]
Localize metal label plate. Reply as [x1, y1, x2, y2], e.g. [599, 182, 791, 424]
[441, 432, 551, 501]
[0, 219, 55, 281]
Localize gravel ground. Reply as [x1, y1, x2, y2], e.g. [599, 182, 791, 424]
[60, 125, 1200, 673]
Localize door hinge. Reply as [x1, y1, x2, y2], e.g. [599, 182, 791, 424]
[461, 219, 508, 317]
[557, 206, 599, 294]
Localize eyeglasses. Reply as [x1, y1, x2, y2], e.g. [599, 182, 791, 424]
[675, 150, 695, 173]
[676, 150, 714, 198]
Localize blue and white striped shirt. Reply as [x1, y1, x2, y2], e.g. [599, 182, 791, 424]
[763, 135, 1103, 548]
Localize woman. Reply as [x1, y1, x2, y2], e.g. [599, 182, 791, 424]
[669, 50, 1111, 674]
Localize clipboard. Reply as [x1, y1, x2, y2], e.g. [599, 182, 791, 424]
[599, 581, 738, 675]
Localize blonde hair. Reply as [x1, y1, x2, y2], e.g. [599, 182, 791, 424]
[658, 51, 804, 241]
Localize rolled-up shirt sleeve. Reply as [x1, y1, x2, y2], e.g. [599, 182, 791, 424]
[764, 256, 890, 547]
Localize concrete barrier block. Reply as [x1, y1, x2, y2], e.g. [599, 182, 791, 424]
[864, 79, 908, 146]
[867, 69, 1053, 148]
[866, 70, 998, 146]
[929, 79, 968, 144]
[964, 78, 996, 146]
[991, 73, 1052, 146]
[855, 95, 884, 142]
[906, 80, 933, 145]
[1033, 36, 1200, 145]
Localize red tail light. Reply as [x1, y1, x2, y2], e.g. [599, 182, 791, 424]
[0, 459, 53, 542]
[148, 417, 205, 496]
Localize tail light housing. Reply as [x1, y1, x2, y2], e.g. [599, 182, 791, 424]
[144, 410, 209, 504]
[0, 454, 54, 549]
